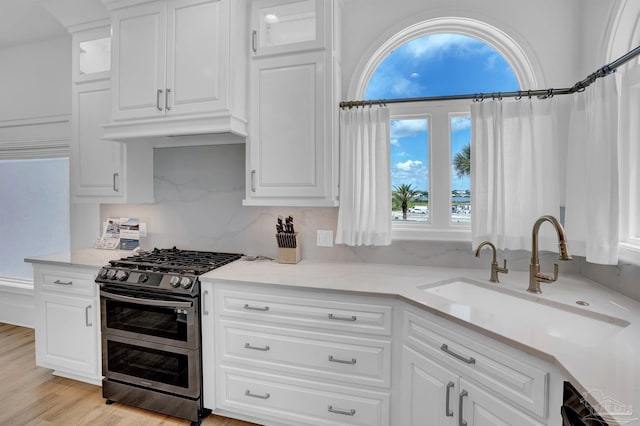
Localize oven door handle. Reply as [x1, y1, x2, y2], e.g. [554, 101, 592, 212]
[101, 290, 193, 309]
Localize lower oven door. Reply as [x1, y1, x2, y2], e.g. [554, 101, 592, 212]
[103, 333, 201, 398]
[100, 287, 199, 349]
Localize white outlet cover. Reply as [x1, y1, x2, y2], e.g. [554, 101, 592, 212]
[316, 230, 334, 247]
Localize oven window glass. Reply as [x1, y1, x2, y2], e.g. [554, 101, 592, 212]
[107, 341, 190, 389]
[105, 299, 188, 342]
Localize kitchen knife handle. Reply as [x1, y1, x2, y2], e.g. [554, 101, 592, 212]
[250, 170, 256, 192]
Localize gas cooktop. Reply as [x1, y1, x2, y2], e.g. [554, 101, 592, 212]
[96, 247, 243, 296]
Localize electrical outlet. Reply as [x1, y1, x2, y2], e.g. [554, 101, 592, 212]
[316, 230, 334, 247]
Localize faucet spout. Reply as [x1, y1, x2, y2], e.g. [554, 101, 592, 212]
[528, 215, 572, 293]
[474, 241, 508, 283]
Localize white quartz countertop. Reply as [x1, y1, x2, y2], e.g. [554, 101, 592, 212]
[24, 248, 133, 268]
[203, 258, 640, 424]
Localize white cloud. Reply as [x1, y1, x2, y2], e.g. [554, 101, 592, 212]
[450, 116, 471, 132]
[403, 34, 491, 61]
[391, 119, 427, 138]
[396, 159, 423, 171]
[392, 159, 428, 190]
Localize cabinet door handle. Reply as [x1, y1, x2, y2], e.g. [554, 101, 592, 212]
[251, 30, 257, 53]
[441, 344, 476, 364]
[157, 89, 163, 111]
[113, 172, 119, 192]
[328, 313, 357, 322]
[245, 390, 270, 399]
[85, 305, 92, 327]
[459, 390, 468, 426]
[445, 381, 455, 416]
[250, 170, 256, 192]
[202, 290, 209, 315]
[244, 343, 270, 351]
[165, 88, 171, 111]
[328, 405, 356, 416]
[243, 303, 269, 311]
[53, 279, 73, 286]
[328, 355, 356, 365]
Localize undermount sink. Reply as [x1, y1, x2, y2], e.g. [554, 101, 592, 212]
[419, 278, 629, 347]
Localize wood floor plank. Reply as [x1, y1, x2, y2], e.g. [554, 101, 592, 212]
[0, 324, 258, 426]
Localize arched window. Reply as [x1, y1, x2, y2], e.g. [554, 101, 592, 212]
[358, 19, 534, 241]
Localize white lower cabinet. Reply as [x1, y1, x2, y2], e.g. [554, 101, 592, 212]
[201, 281, 564, 426]
[202, 281, 392, 425]
[33, 265, 101, 385]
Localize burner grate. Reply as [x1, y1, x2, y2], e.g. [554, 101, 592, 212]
[109, 247, 242, 275]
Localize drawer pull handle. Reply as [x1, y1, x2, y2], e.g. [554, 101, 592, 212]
[244, 343, 270, 351]
[441, 344, 476, 364]
[328, 355, 356, 365]
[244, 303, 269, 311]
[328, 313, 356, 322]
[245, 390, 270, 399]
[445, 381, 454, 416]
[459, 390, 468, 426]
[202, 290, 209, 315]
[85, 305, 92, 327]
[328, 405, 356, 416]
[53, 280, 73, 285]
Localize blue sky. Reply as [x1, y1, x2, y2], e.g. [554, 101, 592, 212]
[365, 34, 519, 193]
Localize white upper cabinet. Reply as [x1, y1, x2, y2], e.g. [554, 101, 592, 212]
[251, 0, 324, 56]
[70, 23, 154, 203]
[244, 0, 341, 207]
[102, 0, 248, 142]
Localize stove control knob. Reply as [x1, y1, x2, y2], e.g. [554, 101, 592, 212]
[138, 273, 149, 284]
[98, 268, 109, 279]
[106, 269, 117, 280]
[169, 276, 181, 288]
[115, 270, 129, 281]
[180, 277, 193, 289]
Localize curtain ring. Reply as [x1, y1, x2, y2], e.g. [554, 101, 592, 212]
[497, 92, 502, 101]
[547, 88, 554, 98]
[527, 90, 532, 99]
[515, 91, 522, 100]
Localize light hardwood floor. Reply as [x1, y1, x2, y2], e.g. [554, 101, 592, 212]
[0, 323, 258, 426]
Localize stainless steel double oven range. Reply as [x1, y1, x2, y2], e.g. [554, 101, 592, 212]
[96, 247, 242, 425]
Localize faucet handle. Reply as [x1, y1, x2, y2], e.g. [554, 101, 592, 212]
[535, 263, 559, 283]
[497, 259, 509, 274]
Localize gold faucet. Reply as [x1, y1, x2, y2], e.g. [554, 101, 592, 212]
[474, 241, 508, 283]
[528, 215, 573, 293]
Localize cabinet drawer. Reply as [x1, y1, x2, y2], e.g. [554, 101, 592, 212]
[220, 319, 391, 388]
[218, 365, 390, 426]
[39, 268, 97, 296]
[403, 310, 549, 418]
[216, 286, 392, 336]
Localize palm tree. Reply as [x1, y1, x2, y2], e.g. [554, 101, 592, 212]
[453, 143, 471, 178]
[393, 183, 419, 220]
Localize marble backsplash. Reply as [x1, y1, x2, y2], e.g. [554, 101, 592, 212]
[101, 144, 640, 302]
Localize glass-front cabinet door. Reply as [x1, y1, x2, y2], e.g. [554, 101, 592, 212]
[73, 24, 111, 83]
[251, 0, 325, 56]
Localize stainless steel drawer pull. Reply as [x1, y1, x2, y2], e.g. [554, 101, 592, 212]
[328, 355, 356, 365]
[441, 344, 476, 364]
[156, 89, 163, 111]
[53, 279, 73, 285]
[459, 390, 468, 426]
[328, 405, 356, 416]
[328, 313, 357, 321]
[245, 390, 270, 399]
[165, 88, 171, 111]
[244, 303, 269, 311]
[251, 30, 257, 53]
[445, 381, 454, 416]
[113, 172, 119, 192]
[85, 305, 92, 327]
[245, 343, 270, 351]
[250, 170, 256, 192]
[202, 290, 209, 315]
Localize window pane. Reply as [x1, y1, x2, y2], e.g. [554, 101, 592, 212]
[391, 119, 429, 222]
[0, 158, 70, 280]
[451, 115, 471, 224]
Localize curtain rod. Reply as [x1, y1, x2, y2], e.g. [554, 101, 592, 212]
[339, 44, 640, 108]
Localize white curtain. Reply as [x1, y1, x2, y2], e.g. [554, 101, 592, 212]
[471, 98, 562, 252]
[564, 77, 619, 264]
[335, 106, 392, 246]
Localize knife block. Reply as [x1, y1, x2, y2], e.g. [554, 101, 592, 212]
[276, 232, 301, 264]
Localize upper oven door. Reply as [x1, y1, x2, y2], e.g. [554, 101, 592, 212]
[100, 287, 199, 349]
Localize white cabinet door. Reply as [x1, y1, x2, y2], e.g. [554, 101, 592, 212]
[35, 292, 99, 379]
[460, 379, 546, 426]
[247, 51, 335, 204]
[72, 81, 123, 198]
[166, 0, 227, 116]
[111, 1, 166, 120]
[401, 346, 458, 426]
[251, 0, 325, 57]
